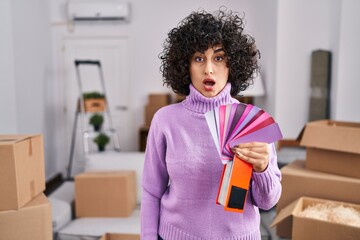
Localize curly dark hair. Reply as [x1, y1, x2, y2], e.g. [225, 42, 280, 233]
[159, 8, 260, 96]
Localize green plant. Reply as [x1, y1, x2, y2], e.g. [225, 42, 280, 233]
[93, 133, 110, 151]
[83, 91, 105, 99]
[89, 114, 104, 131]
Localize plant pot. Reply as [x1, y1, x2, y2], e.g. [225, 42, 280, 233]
[98, 145, 106, 152]
[94, 125, 102, 132]
[93, 133, 110, 152]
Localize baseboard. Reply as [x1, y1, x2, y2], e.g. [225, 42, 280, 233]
[45, 172, 64, 196]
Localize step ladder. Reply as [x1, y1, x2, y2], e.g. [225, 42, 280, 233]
[67, 60, 120, 179]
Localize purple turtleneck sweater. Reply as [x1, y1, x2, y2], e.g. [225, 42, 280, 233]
[141, 83, 282, 240]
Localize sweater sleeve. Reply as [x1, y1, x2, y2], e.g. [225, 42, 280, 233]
[141, 114, 169, 239]
[141, 189, 161, 239]
[250, 143, 282, 210]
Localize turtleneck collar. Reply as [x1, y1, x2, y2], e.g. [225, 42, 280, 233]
[182, 83, 234, 114]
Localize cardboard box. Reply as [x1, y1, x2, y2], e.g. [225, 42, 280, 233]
[144, 104, 161, 126]
[272, 197, 360, 240]
[139, 125, 149, 151]
[75, 171, 136, 217]
[144, 93, 172, 126]
[0, 193, 52, 240]
[0, 134, 46, 210]
[276, 159, 360, 238]
[100, 233, 140, 240]
[78, 98, 106, 113]
[84, 98, 106, 112]
[148, 93, 171, 107]
[299, 120, 360, 178]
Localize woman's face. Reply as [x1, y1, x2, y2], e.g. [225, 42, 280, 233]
[189, 45, 229, 98]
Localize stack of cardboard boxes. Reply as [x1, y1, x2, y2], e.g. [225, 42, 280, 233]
[139, 92, 187, 151]
[272, 120, 360, 239]
[144, 93, 172, 127]
[139, 93, 172, 151]
[0, 135, 52, 240]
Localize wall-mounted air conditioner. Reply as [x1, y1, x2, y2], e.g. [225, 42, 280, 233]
[68, 0, 130, 22]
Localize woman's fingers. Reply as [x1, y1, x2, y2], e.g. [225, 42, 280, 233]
[233, 143, 269, 157]
[231, 142, 270, 172]
[234, 142, 265, 149]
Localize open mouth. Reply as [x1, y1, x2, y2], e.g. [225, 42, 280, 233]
[203, 78, 216, 87]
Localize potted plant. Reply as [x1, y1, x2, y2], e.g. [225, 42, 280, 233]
[81, 91, 106, 112]
[93, 133, 110, 152]
[83, 91, 105, 99]
[89, 113, 104, 131]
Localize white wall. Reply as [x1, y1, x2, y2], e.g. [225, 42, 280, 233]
[275, 0, 334, 137]
[275, 0, 360, 138]
[2, 0, 360, 179]
[334, 0, 360, 121]
[275, 0, 330, 138]
[0, 0, 17, 133]
[242, 1, 278, 116]
[0, 0, 54, 178]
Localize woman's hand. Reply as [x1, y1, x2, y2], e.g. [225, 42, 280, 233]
[231, 142, 270, 172]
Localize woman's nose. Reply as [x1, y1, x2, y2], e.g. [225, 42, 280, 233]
[204, 61, 214, 75]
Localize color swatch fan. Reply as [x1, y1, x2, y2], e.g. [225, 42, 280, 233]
[205, 103, 283, 213]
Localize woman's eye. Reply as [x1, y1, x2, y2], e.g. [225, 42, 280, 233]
[194, 56, 203, 62]
[215, 56, 225, 61]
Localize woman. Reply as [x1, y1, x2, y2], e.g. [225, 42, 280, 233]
[141, 8, 281, 240]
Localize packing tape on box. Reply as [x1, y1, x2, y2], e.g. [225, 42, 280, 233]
[31, 180, 35, 198]
[29, 137, 33, 156]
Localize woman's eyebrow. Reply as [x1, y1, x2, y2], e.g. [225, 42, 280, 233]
[214, 48, 225, 53]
